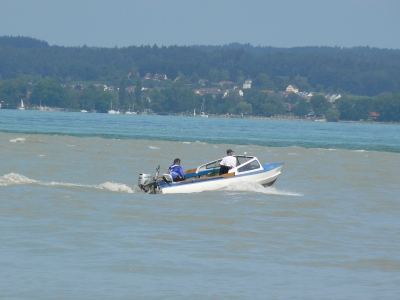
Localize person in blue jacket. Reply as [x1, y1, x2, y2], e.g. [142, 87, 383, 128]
[168, 158, 185, 181]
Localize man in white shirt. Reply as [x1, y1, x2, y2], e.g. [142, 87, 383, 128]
[219, 149, 237, 175]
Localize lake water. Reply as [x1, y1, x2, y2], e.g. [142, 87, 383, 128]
[1, 110, 399, 299]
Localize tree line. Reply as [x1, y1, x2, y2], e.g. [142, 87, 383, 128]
[1, 76, 399, 122]
[1, 36, 400, 96]
[0, 36, 400, 122]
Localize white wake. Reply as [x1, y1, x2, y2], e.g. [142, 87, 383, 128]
[0, 173, 135, 193]
[221, 180, 302, 196]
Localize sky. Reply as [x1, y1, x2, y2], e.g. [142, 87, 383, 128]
[0, 0, 399, 49]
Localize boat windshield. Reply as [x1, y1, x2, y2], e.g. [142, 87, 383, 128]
[197, 155, 255, 172]
[237, 159, 261, 172]
[235, 155, 254, 166]
[203, 159, 221, 169]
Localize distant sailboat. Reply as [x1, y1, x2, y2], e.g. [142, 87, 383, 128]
[108, 100, 120, 114]
[200, 98, 208, 117]
[19, 99, 25, 110]
[81, 102, 88, 113]
[194, 108, 196, 117]
[125, 103, 137, 114]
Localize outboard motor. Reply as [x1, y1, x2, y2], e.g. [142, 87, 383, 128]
[138, 173, 156, 193]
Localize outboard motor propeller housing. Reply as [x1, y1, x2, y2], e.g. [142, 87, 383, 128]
[138, 173, 156, 193]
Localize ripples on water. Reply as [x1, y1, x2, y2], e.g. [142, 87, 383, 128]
[1, 113, 400, 298]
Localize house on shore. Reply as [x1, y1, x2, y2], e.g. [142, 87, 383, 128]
[195, 88, 223, 97]
[243, 79, 252, 89]
[326, 93, 342, 103]
[223, 89, 244, 98]
[369, 111, 380, 120]
[286, 84, 299, 93]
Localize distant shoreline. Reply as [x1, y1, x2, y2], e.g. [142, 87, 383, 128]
[1, 108, 398, 125]
[172, 113, 400, 125]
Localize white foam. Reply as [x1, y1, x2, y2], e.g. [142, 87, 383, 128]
[354, 150, 368, 152]
[0, 173, 37, 186]
[96, 182, 135, 193]
[0, 173, 135, 193]
[148, 146, 160, 149]
[319, 148, 337, 151]
[10, 137, 26, 143]
[42, 181, 93, 188]
[221, 180, 302, 196]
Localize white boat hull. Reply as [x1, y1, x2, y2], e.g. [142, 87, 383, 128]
[159, 163, 283, 194]
[108, 110, 120, 114]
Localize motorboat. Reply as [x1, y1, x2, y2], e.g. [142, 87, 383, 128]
[138, 155, 284, 194]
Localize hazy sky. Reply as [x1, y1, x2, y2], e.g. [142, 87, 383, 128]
[0, 0, 399, 49]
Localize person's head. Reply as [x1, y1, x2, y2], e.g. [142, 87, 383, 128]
[173, 158, 181, 165]
[226, 149, 234, 156]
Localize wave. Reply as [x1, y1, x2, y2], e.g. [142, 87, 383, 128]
[318, 148, 337, 151]
[0, 173, 135, 193]
[0, 173, 37, 185]
[2, 129, 399, 153]
[9, 137, 26, 143]
[221, 180, 302, 196]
